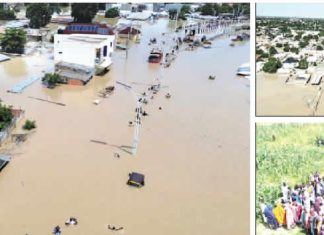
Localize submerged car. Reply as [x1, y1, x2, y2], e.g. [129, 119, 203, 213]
[127, 172, 145, 187]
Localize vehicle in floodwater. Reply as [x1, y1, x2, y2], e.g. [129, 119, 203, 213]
[148, 48, 163, 63]
[237, 63, 250, 76]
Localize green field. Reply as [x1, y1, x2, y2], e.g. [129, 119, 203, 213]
[256, 124, 324, 228]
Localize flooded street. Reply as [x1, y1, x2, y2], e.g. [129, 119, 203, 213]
[0, 19, 249, 235]
[257, 63, 324, 116]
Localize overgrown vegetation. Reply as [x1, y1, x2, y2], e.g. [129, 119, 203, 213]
[42, 73, 63, 88]
[256, 124, 324, 222]
[105, 7, 119, 18]
[262, 57, 282, 73]
[26, 3, 52, 28]
[71, 3, 98, 23]
[23, 120, 36, 130]
[197, 3, 250, 16]
[0, 102, 13, 131]
[0, 28, 26, 54]
[0, 8, 16, 20]
[298, 58, 308, 69]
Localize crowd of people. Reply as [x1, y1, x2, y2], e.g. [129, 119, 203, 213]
[260, 172, 324, 234]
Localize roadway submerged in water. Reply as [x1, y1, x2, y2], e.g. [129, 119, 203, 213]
[0, 19, 249, 235]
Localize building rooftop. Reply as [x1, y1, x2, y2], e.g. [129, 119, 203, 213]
[63, 23, 115, 36]
[67, 35, 108, 44]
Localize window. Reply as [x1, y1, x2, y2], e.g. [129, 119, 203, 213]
[96, 48, 101, 59]
[103, 46, 107, 57]
[110, 42, 113, 48]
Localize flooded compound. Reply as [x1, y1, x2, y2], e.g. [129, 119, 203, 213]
[257, 70, 324, 116]
[0, 18, 249, 235]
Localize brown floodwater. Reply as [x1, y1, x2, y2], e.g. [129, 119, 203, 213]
[0, 19, 249, 235]
[257, 71, 324, 116]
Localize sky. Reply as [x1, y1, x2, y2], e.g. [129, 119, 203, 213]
[257, 3, 324, 19]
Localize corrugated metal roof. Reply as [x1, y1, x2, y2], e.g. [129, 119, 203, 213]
[0, 155, 11, 171]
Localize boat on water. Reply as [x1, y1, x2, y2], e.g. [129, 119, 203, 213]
[148, 48, 163, 63]
[202, 44, 212, 49]
[237, 63, 250, 76]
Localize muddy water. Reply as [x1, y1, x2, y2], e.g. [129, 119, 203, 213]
[256, 72, 324, 116]
[0, 19, 249, 235]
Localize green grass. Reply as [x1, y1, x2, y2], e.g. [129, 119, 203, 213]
[256, 124, 324, 233]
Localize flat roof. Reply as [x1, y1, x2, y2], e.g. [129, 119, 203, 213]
[67, 35, 107, 44]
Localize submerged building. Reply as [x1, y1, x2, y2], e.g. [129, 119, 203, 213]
[53, 23, 116, 85]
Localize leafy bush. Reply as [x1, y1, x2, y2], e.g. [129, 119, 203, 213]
[299, 58, 308, 69]
[269, 46, 277, 55]
[275, 43, 282, 48]
[0, 9, 16, 20]
[0, 28, 26, 54]
[105, 7, 119, 18]
[23, 120, 36, 130]
[290, 47, 299, 54]
[0, 103, 13, 131]
[262, 57, 282, 73]
[283, 46, 290, 52]
[42, 73, 63, 88]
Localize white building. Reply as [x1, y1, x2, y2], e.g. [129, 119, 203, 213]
[54, 34, 115, 71]
[54, 24, 115, 76]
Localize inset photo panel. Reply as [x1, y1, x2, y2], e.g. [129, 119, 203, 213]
[256, 3, 324, 116]
[256, 123, 324, 234]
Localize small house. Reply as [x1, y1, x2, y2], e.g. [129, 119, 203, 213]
[118, 26, 141, 40]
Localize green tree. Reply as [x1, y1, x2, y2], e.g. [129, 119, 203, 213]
[263, 57, 282, 73]
[26, 3, 52, 29]
[317, 45, 323, 50]
[179, 5, 191, 20]
[0, 28, 26, 54]
[49, 3, 61, 14]
[168, 9, 177, 20]
[219, 3, 232, 13]
[299, 40, 309, 49]
[71, 3, 98, 23]
[269, 46, 277, 55]
[290, 47, 299, 54]
[232, 3, 250, 16]
[42, 73, 63, 88]
[0, 9, 16, 20]
[275, 43, 283, 48]
[199, 3, 217, 16]
[0, 102, 13, 131]
[256, 49, 264, 55]
[299, 58, 308, 69]
[283, 46, 290, 52]
[23, 120, 36, 130]
[105, 7, 119, 18]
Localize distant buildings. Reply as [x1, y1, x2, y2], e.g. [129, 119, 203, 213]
[54, 23, 116, 85]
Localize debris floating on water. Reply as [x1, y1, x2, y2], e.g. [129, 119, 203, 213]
[28, 96, 66, 106]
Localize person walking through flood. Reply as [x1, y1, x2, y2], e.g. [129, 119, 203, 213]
[108, 225, 124, 231]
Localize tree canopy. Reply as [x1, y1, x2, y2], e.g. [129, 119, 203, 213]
[26, 3, 52, 29]
[0, 8, 15, 20]
[263, 57, 282, 73]
[105, 7, 119, 18]
[299, 58, 308, 69]
[71, 3, 98, 23]
[0, 102, 13, 131]
[0, 28, 26, 54]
